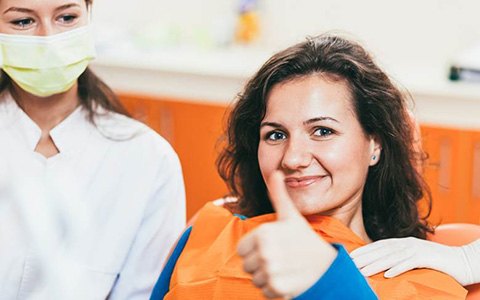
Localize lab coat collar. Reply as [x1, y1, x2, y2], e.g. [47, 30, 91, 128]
[0, 92, 41, 151]
[49, 105, 91, 156]
[0, 91, 93, 157]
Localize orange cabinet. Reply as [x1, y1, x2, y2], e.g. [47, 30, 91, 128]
[119, 93, 228, 219]
[421, 125, 480, 224]
[470, 132, 480, 224]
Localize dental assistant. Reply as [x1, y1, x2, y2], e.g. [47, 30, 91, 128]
[0, 0, 185, 299]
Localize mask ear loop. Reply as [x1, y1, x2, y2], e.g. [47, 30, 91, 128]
[87, 6, 93, 23]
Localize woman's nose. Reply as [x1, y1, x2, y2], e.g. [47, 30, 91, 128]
[281, 138, 312, 170]
[36, 23, 56, 36]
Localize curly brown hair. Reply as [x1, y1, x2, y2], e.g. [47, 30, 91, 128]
[217, 34, 432, 241]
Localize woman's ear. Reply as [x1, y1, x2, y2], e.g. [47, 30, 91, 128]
[369, 136, 382, 166]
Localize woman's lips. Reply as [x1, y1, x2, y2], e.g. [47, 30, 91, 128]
[284, 176, 324, 188]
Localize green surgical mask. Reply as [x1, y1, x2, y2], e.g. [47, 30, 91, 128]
[0, 26, 96, 97]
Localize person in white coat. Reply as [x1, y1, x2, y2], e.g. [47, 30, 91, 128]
[0, 0, 186, 299]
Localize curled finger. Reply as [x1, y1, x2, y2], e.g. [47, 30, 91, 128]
[384, 260, 417, 278]
[237, 231, 258, 257]
[252, 268, 268, 289]
[359, 249, 414, 277]
[262, 285, 281, 299]
[243, 251, 262, 274]
[352, 243, 401, 269]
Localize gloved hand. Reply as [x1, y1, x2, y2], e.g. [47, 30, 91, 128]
[350, 237, 480, 286]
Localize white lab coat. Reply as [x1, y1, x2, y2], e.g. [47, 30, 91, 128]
[0, 92, 186, 299]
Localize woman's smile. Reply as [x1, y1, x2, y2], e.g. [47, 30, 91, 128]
[284, 175, 326, 188]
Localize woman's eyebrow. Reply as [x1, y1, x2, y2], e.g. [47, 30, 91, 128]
[3, 3, 79, 15]
[3, 7, 34, 14]
[55, 3, 81, 12]
[303, 117, 339, 125]
[260, 117, 339, 128]
[260, 121, 282, 129]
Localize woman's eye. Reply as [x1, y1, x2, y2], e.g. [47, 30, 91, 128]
[58, 14, 77, 24]
[313, 127, 333, 137]
[266, 131, 286, 141]
[11, 18, 34, 28]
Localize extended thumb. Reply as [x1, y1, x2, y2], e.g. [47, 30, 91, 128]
[268, 172, 302, 221]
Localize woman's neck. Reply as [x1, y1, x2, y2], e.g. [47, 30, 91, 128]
[10, 83, 80, 132]
[325, 196, 372, 243]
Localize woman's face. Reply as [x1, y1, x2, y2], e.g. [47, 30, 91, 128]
[258, 75, 381, 217]
[0, 0, 88, 35]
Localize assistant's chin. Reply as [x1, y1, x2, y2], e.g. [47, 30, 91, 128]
[42, 82, 80, 99]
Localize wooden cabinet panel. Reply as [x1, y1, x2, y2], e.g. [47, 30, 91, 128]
[421, 125, 479, 224]
[161, 100, 229, 219]
[467, 133, 480, 224]
[119, 94, 228, 219]
[421, 126, 459, 224]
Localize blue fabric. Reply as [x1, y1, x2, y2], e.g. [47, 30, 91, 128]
[294, 244, 377, 299]
[149, 226, 192, 300]
[233, 213, 248, 220]
[149, 227, 376, 299]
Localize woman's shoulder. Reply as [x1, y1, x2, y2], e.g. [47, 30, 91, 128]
[193, 201, 238, 224]
[91, 110, 182, 180]
[369, 268, 467, 299]
[93, 109, 176, 156]
[188, 200, 275, 242]
[0, 92, 20, 129]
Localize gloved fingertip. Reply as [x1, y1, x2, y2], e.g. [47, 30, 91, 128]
[384, 271, 396, 278]
[359, 269, 373, 277]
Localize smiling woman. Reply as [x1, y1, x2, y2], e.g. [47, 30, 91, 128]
[150, 34, 467, 299]
[0, 0, 186, 299]
[258, 76, 381, 240]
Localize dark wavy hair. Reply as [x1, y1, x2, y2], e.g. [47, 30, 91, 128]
[0, 0, 130, 122]
[217, 34, 432, 241]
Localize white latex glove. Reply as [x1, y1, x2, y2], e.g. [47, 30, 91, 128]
[237, 172, 337, 299]
[350, 237, 480, 286]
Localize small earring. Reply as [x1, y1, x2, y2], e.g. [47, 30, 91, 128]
[372, 155, 377, 160]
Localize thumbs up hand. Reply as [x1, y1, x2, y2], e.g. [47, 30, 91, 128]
[237, 172, 338, 299]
